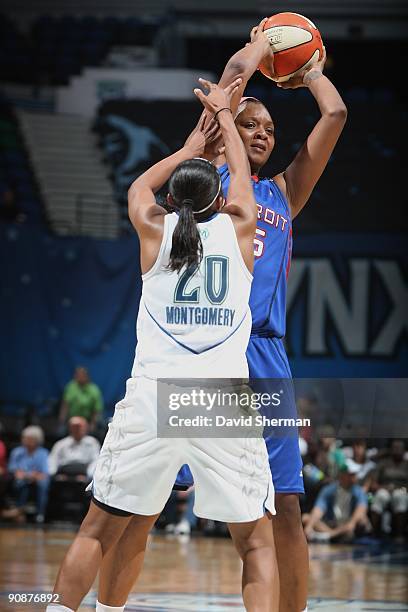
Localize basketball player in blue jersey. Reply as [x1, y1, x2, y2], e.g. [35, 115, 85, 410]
[46, 79, 280, 612]
[96, 21, 346, 612]
[207, 23, 346, 612]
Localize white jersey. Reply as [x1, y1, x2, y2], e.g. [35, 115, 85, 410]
[131, 212, 253, 379]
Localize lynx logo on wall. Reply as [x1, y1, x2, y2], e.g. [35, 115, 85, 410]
[287, 234, 407, 377]
[99, 113, 170, 200]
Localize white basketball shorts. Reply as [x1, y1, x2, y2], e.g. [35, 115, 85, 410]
[88, 376, 275, 523]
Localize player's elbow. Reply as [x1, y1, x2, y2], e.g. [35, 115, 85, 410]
[328, 103, 348, 123]
[128, 181, 142, 208]
[127, 184, 139, 218]
[225, 57, 249, 81]
[128, 181, 138, 200]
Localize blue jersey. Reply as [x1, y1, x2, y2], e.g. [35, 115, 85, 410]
[218, 164, 292, 337]
[176, 166, 304, 495]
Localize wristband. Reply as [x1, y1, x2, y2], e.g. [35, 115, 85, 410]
[214, 107, 232, 121]
[303, 69, 323, 86]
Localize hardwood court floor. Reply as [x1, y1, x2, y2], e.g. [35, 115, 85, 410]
[0, 526, 407, 611]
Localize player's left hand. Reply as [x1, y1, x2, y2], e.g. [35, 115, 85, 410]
[184, 112, 219, 157]
[277, 46, 326, 89]
[194, 77, 242, 116]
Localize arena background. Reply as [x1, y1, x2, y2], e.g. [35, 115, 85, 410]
[0, 1, 407, 610]
[1, 0, 406, 417]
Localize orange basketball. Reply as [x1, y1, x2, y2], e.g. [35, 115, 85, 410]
[258, 12, 323, 83]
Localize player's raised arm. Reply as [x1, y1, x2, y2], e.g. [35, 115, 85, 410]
[275, 49, 348, 218]
[217, 19, 273, 116]
[127, 114, 218, 236]
[194, 78, 257, 268]
[187, 19, 273, 161]
[194, 78, 255, 215]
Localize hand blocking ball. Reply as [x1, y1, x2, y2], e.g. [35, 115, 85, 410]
[258, 12, 324, 82]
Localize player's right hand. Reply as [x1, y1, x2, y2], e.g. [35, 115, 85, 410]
[250, 18, 274, 61]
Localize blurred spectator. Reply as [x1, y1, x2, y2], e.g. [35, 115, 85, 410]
[164, 488, 197, 536]
[49, 416, 100, 481]
[301, 438, 327, 513]
[344, 439, 376, 491]
[314, 426, 346, 480]
[7, 426, 49, 524]
[302, 459, 370, 543]
[299, 435, 308, 458]
[371, 439, 408, 542]
[47, 417, 100, 522]
[297, 394, 319, 444]
[59, 367, 103, 431]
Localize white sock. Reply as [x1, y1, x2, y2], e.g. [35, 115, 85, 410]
[96, 601, 125, 612]
[46, 606, 74, 612]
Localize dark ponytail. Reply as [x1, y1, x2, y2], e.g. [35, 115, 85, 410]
[167, 159, 220, 273]
[168, 199, 203, 273]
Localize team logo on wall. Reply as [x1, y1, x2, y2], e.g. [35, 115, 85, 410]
[96, 99, 199, 206]
[97, 113, 170, 203]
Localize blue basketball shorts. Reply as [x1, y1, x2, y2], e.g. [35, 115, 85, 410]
[175, 335, 305, 495]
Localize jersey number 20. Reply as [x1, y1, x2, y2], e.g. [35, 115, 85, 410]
[174, 256, 229, 305]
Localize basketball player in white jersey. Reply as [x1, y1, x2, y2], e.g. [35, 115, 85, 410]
[46, 78, 279, 612]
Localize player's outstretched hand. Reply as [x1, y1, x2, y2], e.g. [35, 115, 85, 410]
[183, 112, 219, 157]
[249, 18, 274, 69]
[277, 46, 326, 90]
[194, 77, 242, 117]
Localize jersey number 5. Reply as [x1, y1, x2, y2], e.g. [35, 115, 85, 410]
[174, 256, 229, 305]
[254, 228, 266, 258]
